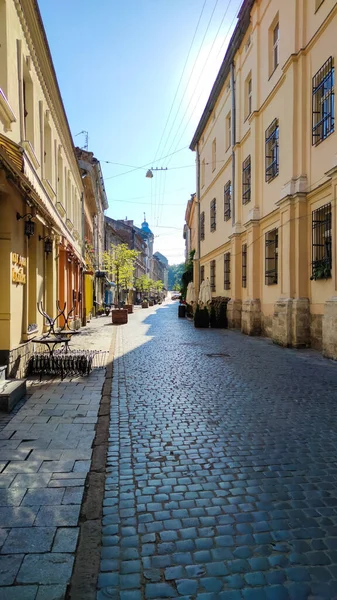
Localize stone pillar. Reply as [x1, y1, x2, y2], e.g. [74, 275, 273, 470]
[241, 221, 261, 335]
[291, 298, 310, 348]
[272, 298, 293, 347]
[227, 233, 242, 329]
[227, 299, 242, 329]
[241, 299, 261, 335]
[322, 297, 337, 360]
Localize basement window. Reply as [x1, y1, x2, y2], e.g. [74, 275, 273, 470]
[265, 228, 278, 285]
[311, 202, 332, 280]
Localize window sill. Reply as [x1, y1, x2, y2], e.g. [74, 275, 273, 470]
[66, 218, 74, 231]
[56, 201, 66, 218]
[43, 178, 56, 200]
[0, 89, 16, 132]
[266, 172, 279, 183]
[21, 140, 40, 170]
[268, 65, 278, 81]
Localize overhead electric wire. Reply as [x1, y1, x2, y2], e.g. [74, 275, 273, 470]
[165, 0, 239, 166]
[102, 146, 187, 181]
[157, 0, 220, 167]
[151, 0, 208, 165]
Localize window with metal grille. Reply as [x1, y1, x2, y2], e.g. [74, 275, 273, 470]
[210, 260, 216, 291]
[265, 229, 278, 285]
[265, 119, 279, 182]
[210, 198, 216, 232]
[224, 252, 230, 290]
[312, 57, 334, 145]
[242, 244, 247, 288]
[242, 156, 251, 204]
[200, 265, 205, 283]
[200, 211, 205, 241]
[312, 203, 332, 280]
[224, 181, 231, 221]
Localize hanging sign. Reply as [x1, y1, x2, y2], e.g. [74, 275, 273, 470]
[12, 253, 26, 284]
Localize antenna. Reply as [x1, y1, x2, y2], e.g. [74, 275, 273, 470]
[75, 130, 89, 150]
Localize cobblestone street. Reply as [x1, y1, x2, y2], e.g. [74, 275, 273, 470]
[98, 301, 337, 600]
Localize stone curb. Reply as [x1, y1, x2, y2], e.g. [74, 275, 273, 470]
[65, 327, 117, 600]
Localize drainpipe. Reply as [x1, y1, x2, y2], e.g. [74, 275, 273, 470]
[196, 143, 201, 293]
[230, 61, 236, 227]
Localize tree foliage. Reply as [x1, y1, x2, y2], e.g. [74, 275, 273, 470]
[103, 243, 139, 307]
[168, 263, 185, 290]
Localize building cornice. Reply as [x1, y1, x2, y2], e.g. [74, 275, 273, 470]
[14, 0, 83, 189]
[190, 0, 255, 150]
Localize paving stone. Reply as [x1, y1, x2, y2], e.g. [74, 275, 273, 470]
[35, 505, 80, 526]
[0, 555, 24, 585]
[0, 507, 38, 528]
[21, 488, 64, 506]
[35, 584, 67, 599]
[0, 489, 27, 506]
[1, 527, 55, 554]
[17, 553, 74, 585]
[52, 527, 79, 552]
[0, 586, 38, 599]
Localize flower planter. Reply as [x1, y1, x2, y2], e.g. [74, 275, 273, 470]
[149, 300, 154, 306]
[111, 309, 128, 325]
[124, 304, 133, 314]
[142, 301, 149, 308]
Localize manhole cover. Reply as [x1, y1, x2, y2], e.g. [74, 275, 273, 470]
[205, 353, 230, 357]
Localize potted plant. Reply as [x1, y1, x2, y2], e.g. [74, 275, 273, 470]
[310, 258, 331, 281]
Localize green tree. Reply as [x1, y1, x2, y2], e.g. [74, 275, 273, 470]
[103, 243, 139, 308]
[135, 274, 152, 295]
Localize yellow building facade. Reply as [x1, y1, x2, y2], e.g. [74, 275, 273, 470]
[0, 0, 84, 376]
[190, 0, 337, 358]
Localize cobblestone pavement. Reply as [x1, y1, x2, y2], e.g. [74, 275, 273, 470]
[0, 315, 113, 599]
[98, 302, 337, 600]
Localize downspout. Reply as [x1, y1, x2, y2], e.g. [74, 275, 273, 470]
[196, 143, 201, 292]
[230, 61, 236, 227]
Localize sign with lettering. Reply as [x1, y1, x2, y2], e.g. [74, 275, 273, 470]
[12, 253, 26, 284]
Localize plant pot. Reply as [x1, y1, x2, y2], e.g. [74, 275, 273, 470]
[124, 304, 133, 314]
[111, 309, 128, 324]
[149, 300, 154, 306]
[142, 301, 149, 308]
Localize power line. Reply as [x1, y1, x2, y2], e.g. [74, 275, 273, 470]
[157, 0, 221, 167]
[165, 0, 239, 165]
[102, 146, 187, 181]
[152, 0, 208, 165]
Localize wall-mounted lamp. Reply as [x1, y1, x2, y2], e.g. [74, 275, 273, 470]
[39, 235, 53, 256]
[16, 212, 35, 238]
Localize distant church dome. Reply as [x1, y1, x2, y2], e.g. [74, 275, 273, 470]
[141, 213, 153, 235]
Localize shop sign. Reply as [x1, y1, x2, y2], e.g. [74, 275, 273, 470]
[12, 253, 26, 284]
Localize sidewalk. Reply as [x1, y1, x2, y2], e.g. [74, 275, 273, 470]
[0, 315, 115, 600]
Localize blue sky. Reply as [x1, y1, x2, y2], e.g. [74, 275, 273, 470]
[38, 0, 242, 264]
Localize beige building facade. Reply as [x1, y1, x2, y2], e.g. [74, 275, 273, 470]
[0, 0, 84, 376]
[190, 0, 337, 358]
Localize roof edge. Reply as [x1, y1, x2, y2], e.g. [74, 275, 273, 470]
[189, 0, 255, 151]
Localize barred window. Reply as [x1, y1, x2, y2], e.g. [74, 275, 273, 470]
[224, 181, 231, 221]
[200, 211, 205, 241]
[265, 229, 278, 285]
[200, 265, 205, 283]
[210, 260, 216, 291]
[224, 252, 230, 290]
[312, 57, 334, 145]
[312, 203, 332, 280]
[242, 156, 251, 204]
[265, 119, 279, 182]
[210, 198, 216, 232]
[242, 244, 247, 288]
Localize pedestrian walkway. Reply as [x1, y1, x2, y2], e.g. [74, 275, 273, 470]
[0, 315, 114, 600]
[98, 301, 337, 599]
